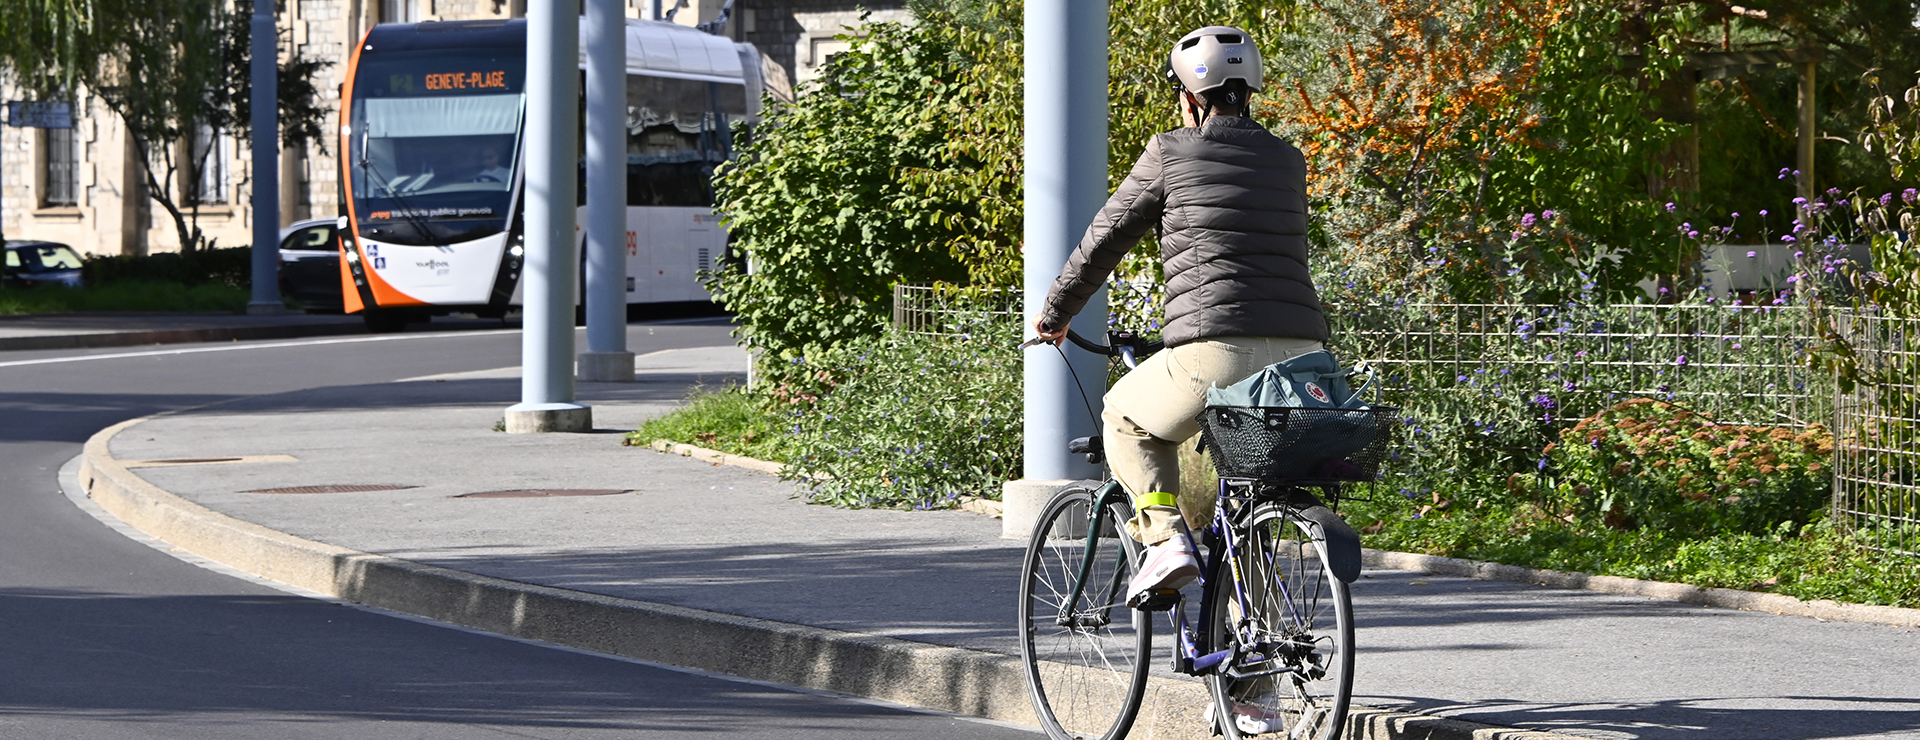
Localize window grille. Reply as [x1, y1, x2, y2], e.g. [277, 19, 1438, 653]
[42, 127, 77, 207]
[189, 123, 229, 206]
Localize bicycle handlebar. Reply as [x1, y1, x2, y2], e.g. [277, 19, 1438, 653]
[1022, 328, 1165, 370]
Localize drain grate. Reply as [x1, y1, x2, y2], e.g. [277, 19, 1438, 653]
[453, 489, 632, 499]
[242, 484, 420, 494]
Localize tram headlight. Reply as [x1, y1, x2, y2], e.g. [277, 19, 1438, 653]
[508, 244, 524, 259]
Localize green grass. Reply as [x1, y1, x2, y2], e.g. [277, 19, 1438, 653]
[624, 386, 796, 464]
[0, 280, 253, 315]
[1343, 486, 1920, 608]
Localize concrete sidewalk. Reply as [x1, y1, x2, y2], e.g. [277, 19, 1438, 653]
[0, 312, 516, 351]
[70, 345, 1920, 740]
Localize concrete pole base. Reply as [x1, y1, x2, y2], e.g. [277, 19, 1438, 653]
[1001, 478, 1076, 540]
[576, 351, 636, 382]
[504, 402, 593, 433]
[245, 302, 287, 316]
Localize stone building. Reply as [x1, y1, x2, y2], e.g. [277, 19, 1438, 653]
[0, 0, 902, 257]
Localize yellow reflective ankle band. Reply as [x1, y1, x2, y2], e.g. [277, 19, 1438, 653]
[1134, 491, 1178, 509]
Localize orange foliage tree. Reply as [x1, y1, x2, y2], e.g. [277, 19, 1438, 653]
[1263, 0, 1574, 301]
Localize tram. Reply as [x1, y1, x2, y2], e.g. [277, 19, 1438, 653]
[338, 17, 762, 330]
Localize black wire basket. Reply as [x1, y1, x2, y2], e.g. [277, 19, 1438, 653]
[1198, 406, 1401, 483]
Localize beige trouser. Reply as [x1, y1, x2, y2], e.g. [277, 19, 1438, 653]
[1105, 336, 1325, 545]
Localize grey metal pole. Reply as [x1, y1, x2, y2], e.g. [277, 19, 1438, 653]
[246, 0, 284, 315]
[578, 0, 635, 382]
[1005, 0, 1108, 537]
[505, 0, 593, 433]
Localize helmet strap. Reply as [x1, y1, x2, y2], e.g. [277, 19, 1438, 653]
[1183, 91, 1210, 127]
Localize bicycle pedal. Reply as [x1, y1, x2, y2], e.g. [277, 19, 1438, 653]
[1128, 588, 1180, 611]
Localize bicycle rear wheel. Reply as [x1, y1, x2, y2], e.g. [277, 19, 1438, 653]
[1019, 484, 1152, 740]
[1205, 501, 1354, 740]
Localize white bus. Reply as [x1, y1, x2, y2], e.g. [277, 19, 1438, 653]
[338, 17, 761, 331]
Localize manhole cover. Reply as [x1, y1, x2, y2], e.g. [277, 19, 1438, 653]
[242, 484, 420, 494]
[453, 489, 632, 499]
[148, 458, 243, 464]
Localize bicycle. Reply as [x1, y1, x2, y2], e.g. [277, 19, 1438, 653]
[1017, 329, 1396, 740]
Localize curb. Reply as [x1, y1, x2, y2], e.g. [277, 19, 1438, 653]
[81, 416, 1578, 740]
[0, 320, 367, 351]
[638, 439, 1007, 518]
[1362, 549, 1920, 628]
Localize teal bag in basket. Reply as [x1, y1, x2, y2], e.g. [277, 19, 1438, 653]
[1199, 350, 1383, 481]
[1204, 350, 1370, 410]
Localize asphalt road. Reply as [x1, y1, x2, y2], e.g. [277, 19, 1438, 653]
[0, 321, 1036, 739]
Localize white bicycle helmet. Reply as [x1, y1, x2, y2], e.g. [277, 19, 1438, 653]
[1166, 26, 1263, 109]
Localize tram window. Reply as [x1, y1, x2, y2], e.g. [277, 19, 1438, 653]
[622, 75, 746, 208]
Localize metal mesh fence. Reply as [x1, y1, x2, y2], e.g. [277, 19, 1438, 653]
[895, 286, 1920, 554]
[1830, 311, 1920, 556]
[892, 284, 1022, 337]
[1325, 303, 1828, 430]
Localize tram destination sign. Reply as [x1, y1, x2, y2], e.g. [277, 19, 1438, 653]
[5, 101, 73, 129]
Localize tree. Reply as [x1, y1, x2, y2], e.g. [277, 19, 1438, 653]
[0, 0, 330, 253]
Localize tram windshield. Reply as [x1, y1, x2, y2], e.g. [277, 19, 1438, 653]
[350, 48, 525, 245]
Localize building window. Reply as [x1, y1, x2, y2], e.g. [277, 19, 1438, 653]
[42, 127, 77, 207]
[189, 123, 230, 206]
[380, 0, 417, 23]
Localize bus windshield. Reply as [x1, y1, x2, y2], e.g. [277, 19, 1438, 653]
[350, 49, 525, 246]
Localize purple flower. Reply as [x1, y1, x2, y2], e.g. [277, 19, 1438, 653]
[1882, 193, 1896, 207]
[1730, 212, 1741, 219]
[1688, 231, 1699, 238]
[1747, 251, 1757, 258]
[1457, 375, 1468, 383]
[1793, 197, 1808, 205]
[1665, 202, 1677, 212]
[1676, 355, 1689, 366]
[1905, 188, 1918, 204]
[1533, 394, 1554, 408]
[1543, 209, 1557, 220]
[1787, 275, 1800, 283]
[1521, 213, 1538, 228]
[1760, 209, 1769, 216]
[1794, 251, 1804, 258]
[1778, 167, 1791, 179]
[1782, 235, 1796, 243]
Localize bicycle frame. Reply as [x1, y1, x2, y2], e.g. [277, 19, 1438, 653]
[1046, 476, 1314, 680]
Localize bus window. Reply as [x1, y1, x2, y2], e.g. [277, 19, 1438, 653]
[349, 48, 526, 246]
[624, 75, 748, 207]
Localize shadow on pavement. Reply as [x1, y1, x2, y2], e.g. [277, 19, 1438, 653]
[0, 586, 972, 733]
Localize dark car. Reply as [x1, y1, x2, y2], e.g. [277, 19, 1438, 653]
[278, 218, 344, 312]
[3, 240, 85, 289]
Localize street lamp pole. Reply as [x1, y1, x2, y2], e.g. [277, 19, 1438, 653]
[1006, 0, 1109, 538]
[246, 0, 284, 315]
[578, 0, 635, 383]
[505, 0, 593, 433]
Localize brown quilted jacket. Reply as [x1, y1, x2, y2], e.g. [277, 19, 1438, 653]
[1039, 115, 1327, 346]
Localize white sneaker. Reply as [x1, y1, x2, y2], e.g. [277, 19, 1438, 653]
[1126, 536, 1198, 607]
[1204, 700, 1286, 735]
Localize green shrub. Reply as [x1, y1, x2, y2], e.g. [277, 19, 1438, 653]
[0, 279, 250, 314]
[81, 246, 253, 288]
[1548, 398, 1833, 534]
[778, 324, 1021, 510]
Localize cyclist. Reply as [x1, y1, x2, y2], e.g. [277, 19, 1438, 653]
[1032, 26, 1328, 621]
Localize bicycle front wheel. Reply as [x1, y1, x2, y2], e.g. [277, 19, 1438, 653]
[1206, 502, 1354, 740]
[1019, 484, 1152, 740]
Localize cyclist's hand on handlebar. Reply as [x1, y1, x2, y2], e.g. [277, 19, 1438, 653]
[1029, 314, 1067, 348]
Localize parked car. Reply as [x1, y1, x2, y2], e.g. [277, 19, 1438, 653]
[278, 217, 344, 313]
[3, 240, 85, 289]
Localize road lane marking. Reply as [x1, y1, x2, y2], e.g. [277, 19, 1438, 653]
[0, 329, 525, 369]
